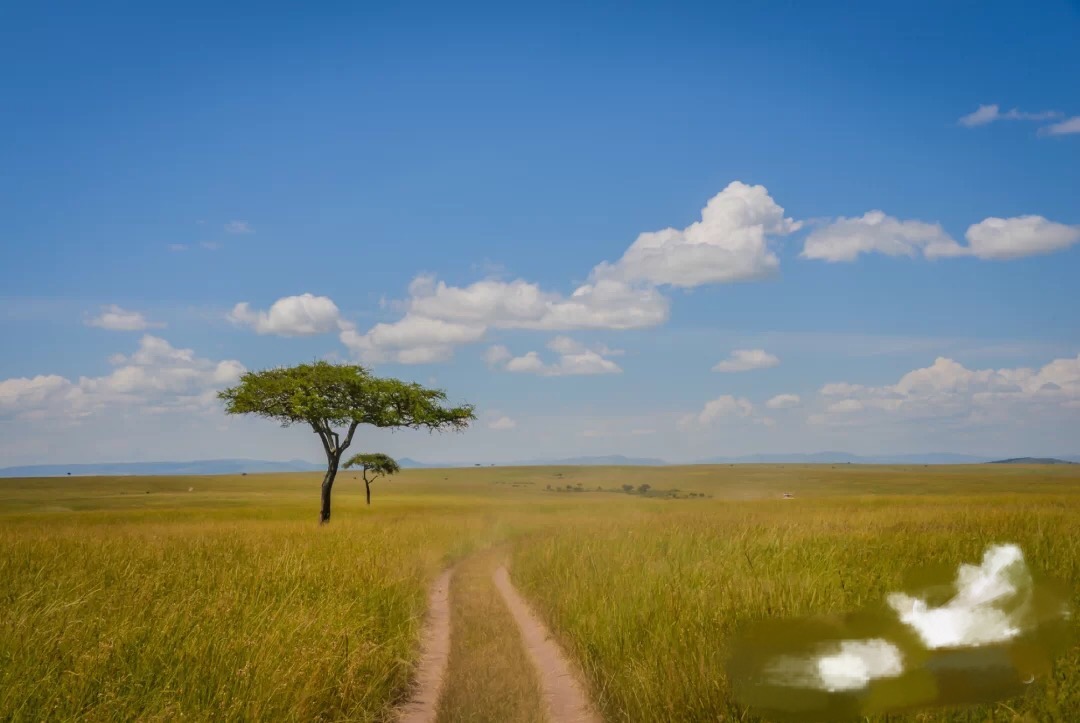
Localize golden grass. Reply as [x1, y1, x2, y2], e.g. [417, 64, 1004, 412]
[512, 494, 1080, 721]
[1, 464, 1078, 721]
[437, 549, 546, 723]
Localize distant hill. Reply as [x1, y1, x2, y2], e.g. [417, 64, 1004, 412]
[694, 452, 994, 465]
[988, 457, 1076, 465]
[0, 459, 324, 478]
[0, 457, 476, 477]
[507, 455, 669, 467]
[5, 452, 1077, 477]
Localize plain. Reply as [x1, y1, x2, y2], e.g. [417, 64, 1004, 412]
[1, 464, 1078, 722]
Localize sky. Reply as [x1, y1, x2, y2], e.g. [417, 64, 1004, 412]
[1, 0, 1078, 466]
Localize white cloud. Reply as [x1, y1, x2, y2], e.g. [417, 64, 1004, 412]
[406, 275, 669, 331]
[490, 336, 623, 377]
[343, 276, 666, 364]
[592, 181, 801, 287]
[86, 305, 164, 332]
[339, 314, 486, 364]
[168, 244, 188, 252]
[682, 395, 755, 427]
[200, 241, 221, 251]
[229, 293, 344, 336]
[958, 104, 1062, 127]
[935, 216, 1080, 260]
[225, 221, 253, 234]
[712, 349, 780, 372]
[488, 415, 517, 430]
[1042, 116, 1080, 136]
[801, 211, 957, 262]
[804, 212, 1080, 262]
[0, 335, 245, 421]
[484, 345, 513, 367]
[333, 182, 800, 364]
[814, 354, 1080, 427]
[766, 393, 801, 409]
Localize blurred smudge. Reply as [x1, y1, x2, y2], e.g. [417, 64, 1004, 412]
[726, 543, 1073, 720]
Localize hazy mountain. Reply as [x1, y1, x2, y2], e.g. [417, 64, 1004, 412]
[5, 452, 1077, 477]
[694, 452, 995, 464]
[507, 455, 669, 466]
[988, 457, 1076, 465]
[0, 459, 324, 478]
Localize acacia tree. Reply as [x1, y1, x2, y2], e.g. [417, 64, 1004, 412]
[218, 362, 474, 523]
[343, 453, 400, 506]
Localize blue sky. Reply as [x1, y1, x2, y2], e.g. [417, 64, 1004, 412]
[1, 0, 1078, 465]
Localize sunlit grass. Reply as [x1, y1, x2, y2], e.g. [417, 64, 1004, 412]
[437, 549, 545, 723]
[511, 494, 1080, 722]
[1, 464, 1078, 721]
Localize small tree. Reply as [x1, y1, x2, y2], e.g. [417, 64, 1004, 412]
[218, 362, 474, 524]
[638, 483, 651, 495]
[621, 484, 634, 493]
[343, 453, 400, 506]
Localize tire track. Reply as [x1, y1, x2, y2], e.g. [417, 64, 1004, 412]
[492, 565, 603, 723]
[397, 568, 453, 723]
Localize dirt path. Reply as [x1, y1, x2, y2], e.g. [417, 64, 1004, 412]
[397, 568, 453, 723]
[492, 566, 603, 723]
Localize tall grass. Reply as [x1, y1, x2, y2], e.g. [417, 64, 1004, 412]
[437, 549, 546, 723]
[0, 516, 481, 721]
[511, 495, 1080, 722]
[2, 466, 1078, 721]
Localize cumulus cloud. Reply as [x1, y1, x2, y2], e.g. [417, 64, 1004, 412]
[229, 293, 344, 336]
[86, 305, 164, 332]
[340, 276, 666, 364]
[957, 104, 1062, 127]
[814, 354, 1080, 427]
[934, 216, 1080, 260]
[339, 315, 486, 364]
[489, 336, 623, 377]
[804, 212, 1079, 262]
[331, 182, 801, 364]
[592, 181, 801, 287]
[1042, 116, 1080, 136]
[802, 211, 958, 262]
[766, 393, 801, 409]
[713, 349, 780, 372]
[681, 395, 755, 428]
[406, 275, 669, 331]
[0, 335, 245, 421]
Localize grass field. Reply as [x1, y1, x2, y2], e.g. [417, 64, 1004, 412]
[1, 464, 1078, 721]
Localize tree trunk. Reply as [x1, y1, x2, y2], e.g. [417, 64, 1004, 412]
[365, 477, 371, 505]
[320, 454, 340, 524]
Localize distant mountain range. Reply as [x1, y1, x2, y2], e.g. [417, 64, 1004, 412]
[506, 455, 668, 467]
[2, 453, 1077, 477]
[0, 459, 325, 478]
[988, 457, 1077, 465]
[696, 452, 994, 465]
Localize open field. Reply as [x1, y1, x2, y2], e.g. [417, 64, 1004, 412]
[2, 464, 1079, 721]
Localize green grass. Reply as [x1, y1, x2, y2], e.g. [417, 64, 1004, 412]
[1, 464, 1079, 721]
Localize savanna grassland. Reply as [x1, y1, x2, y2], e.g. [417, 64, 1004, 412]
[1, 464, 1078, 722]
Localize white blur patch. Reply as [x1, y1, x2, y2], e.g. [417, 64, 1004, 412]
[887, 543, 1031, 649]
[764, 639, 906, 692]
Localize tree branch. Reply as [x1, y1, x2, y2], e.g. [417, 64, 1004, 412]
[340, 421, 360, 453]
[310, 421, 333, 460]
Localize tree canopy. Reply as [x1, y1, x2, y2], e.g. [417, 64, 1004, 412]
[344, 453, 401, 505]
[218, 361, 474, 522]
